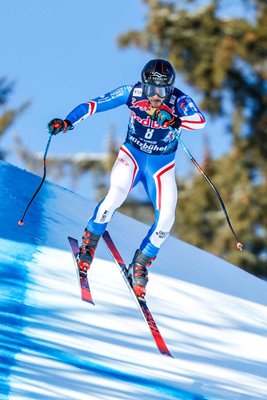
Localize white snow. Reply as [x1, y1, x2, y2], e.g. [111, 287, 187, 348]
[0, 161, 267, 400]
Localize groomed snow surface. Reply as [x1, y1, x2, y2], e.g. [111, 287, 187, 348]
[1, 161, 267, 400]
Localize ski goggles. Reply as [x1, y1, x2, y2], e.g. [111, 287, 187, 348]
[143, 84, 173, 98]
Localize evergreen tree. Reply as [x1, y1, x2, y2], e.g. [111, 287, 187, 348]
[0, 77, 29, 160]
[117, 0, 267, 277]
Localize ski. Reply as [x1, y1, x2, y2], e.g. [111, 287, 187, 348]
[102, 231, 173, 358]
[68, 236, 95, 305]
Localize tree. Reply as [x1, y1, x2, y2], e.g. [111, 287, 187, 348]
[0, 77, 29, 160]
[117, 0, 267, 277]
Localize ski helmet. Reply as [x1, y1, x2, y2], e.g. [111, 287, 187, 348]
[141, 59, 175, 87]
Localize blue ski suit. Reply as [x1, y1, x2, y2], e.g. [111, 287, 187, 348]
[65, 82, 206, 258]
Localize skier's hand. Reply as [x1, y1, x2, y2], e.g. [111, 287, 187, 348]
[47, 118, 74, 135]
[152, 109, 181, 129]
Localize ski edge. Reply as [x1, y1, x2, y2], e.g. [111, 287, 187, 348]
[102, 230, 173, 358]
[68, 236, 95, 305]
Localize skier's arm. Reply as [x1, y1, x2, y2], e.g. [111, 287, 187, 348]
[65, 85, 133, 126]
[177, 96, 206, 130]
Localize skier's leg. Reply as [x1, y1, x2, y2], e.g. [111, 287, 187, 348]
[128, 156, 177, 297]
[87, 145, 140, 233]
[140, 158, 177, 257]
[77, 145, 140, 273]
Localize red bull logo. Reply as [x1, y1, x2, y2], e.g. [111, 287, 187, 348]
[130, 110, 158, 128]
[130, 97, 176, 129]
[130, 98, 152, 112]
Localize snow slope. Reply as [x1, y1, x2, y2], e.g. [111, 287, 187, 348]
[0, 160, 267, 400]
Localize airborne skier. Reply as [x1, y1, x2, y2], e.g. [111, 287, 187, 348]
[48, 59, 206, 298]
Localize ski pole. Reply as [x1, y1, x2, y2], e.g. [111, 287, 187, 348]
[18, 133, 53, 226]
[173, 130, 243, 251]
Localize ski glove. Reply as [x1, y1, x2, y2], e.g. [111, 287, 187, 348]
[152, 109, 181, 129]
[47, 118, 74, 135]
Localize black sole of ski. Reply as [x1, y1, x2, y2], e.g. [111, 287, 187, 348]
[68, 236, 95, 305]
[102, 231, 173, 358]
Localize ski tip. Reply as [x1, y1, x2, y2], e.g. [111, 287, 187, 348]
[68, 236, 77, 242]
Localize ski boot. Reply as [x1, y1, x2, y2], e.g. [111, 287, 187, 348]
[76, 228, 101, 276]
[128, 250, 155, 299]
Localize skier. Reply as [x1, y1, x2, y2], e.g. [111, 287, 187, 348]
[48, 59, 206, 298]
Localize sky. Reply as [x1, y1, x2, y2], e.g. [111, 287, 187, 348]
[0, 0, 234, 197]
[1, 160, 267, 400]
